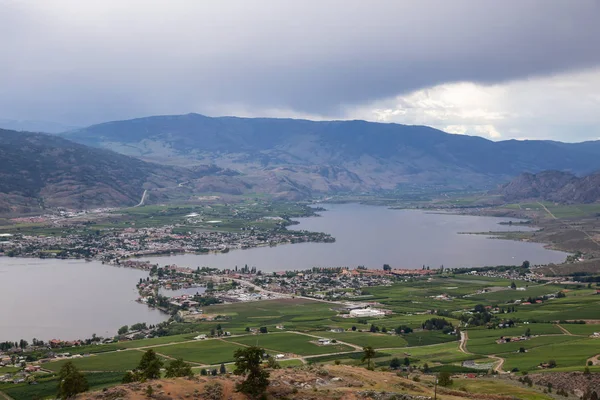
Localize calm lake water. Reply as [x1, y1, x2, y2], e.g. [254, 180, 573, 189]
[141, 203, 568, 272]
[0, 259, 167, 342]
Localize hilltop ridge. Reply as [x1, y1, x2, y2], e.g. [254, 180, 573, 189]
[61, 113, 600, 193]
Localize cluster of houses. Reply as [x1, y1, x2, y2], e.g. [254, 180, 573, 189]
[0, 221, 333, 261]
[495, 335, 532, 344]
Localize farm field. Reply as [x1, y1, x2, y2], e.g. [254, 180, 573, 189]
[466, 323, 563, 339]
[501, 338, 599, 372]
[317, 331, 408, 348]
[152, 340, 245, 365]
[466, 334, 579, 356]
[0, 372, 123, 400]
[389, 341, 477, 364]
[225, 332, 354, 356]
[42, 350, 161, 372]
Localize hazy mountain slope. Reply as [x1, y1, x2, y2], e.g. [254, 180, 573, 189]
[0, 129, 206, 213]
[0, 118, 79, 133]
[498, 170, 600, 203]
[62, 114, 600, 191]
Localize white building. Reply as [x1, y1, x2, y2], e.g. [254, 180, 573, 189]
[349, 308, 386, 318]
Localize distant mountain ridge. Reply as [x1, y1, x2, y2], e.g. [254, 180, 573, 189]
[0, 129, 240, 213]
[0, 118, 79, 133]
[61, 113, 600, 192]
[498, 170, 600, 203]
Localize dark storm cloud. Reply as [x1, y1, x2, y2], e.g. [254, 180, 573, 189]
[1, 0, 599, 125]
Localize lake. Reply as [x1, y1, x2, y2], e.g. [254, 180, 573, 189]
[140, 203, 568, 272]
[0, 259, 167, 342]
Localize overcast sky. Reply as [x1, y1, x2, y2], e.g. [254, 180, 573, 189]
[2, 0, 600, 141]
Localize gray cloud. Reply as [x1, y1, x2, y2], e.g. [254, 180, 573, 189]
[1, 0, 600, 127]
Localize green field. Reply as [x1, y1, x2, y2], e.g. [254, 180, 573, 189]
[152, 340, 245, 365]
[389, 342, 476, 364]
[318, 331, 408, 348]
[225, 332, 353, 356]
[467, 334, 579, 356]
[558, 323, 600, 336]
[466, 324, 562, 339]
[0, 372, 123, 400]
[42, 350, 160, 372]
[501, 338, 599, 372]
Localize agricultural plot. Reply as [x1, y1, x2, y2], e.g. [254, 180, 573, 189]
[43, 350, 157, 372]
[154, 340, 244, 365]
[225, 332, 353, 356]
[202, 298, 339, 332]
[558, 323, 600, 336]
[389, 342, 476, 364]
[317, 331, 408, 348]
[466, 334, 579, 356]
[501, 338, 599, 372]
[466, 324, 563, 339]
[469, 284, 564, 303]
[0, 372, 123, 400]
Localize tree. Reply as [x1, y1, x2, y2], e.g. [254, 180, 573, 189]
[362, 346, 376, 370]
[259, 326, 268, 334]
[438, 371, 453, 387]
[118, 325, 129, 335]
[389, 357, 401, 370]
[404, 357, 410, 366]
[220, 363, 227, 374]
[383, 264, 391, 271]
[510, 281, 517, 290]
[522, 260, 530, 269]
[164, 358, 193, 378]
[233, 346, 270, 398]
[57, 361, 89, 399]
[137, 350, 164, 380]
[524, 328, 531, 337]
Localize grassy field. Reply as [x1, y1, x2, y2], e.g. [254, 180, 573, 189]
[152, 340, 244, 365]
[467, 334, 579, 356]
[42, 350, 159, 372]
[501, 337, 599, 372]
[0, 372, 123, 400]
[466, 324, 562, 339]
[225, 332, 354, 356]
[449, 378, 553, 400]
[318, 331, 408, 348]
[558, 323, 600, 335]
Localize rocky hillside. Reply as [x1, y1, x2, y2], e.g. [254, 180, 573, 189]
[78, 365, 554, 400]
[61, 113, 600, 192]
[498, 170, 600, 203]
[0, 129, 231, 213]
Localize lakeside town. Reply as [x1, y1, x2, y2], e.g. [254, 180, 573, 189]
[0, 224, 334, 262]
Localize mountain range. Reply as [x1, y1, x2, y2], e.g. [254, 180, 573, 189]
[0, 129, 237, 214]
[3, 113, 600, 213]
[498, 170, 600, 204]
[61, 113, 600, 194]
